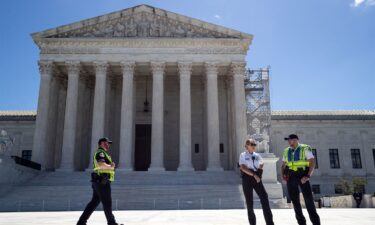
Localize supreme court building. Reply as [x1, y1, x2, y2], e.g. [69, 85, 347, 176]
[31, 4, 251, 172]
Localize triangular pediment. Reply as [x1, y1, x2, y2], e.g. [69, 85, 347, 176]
[32, 4, 251, 40]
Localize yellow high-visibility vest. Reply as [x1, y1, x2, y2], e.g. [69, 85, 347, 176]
[283, 144, 311, 171]
[93, 148, 115, 182]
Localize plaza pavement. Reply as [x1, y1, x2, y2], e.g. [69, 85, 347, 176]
[0, 209, 374, 225]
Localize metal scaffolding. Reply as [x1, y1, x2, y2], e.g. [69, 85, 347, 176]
[244, 67, 271, 153]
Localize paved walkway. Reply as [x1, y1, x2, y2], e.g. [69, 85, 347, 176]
[0, 209, 374, 225]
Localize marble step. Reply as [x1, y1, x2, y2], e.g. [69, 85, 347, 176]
[0, 171, 283, 211]
[25, 171, 242, 186]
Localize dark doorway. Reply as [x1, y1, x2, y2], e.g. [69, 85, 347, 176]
[134, 124, 151, 171]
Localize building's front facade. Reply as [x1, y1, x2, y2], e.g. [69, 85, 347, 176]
[29, 5, 251, 172]
[2, 110, 375, 196]
[1, 5, 375, 197]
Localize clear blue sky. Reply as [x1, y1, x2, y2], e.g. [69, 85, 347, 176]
[0, 0, 374, 110]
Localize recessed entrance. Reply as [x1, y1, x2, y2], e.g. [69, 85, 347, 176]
[134, 124, 152, 171]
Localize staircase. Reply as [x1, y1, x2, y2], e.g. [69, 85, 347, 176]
[0, 171, 283, 212]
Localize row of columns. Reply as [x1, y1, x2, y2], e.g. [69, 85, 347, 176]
[33, 61, 247, 171]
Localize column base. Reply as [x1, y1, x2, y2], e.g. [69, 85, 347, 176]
[206, 167, 224, 171]
[148, 167, 165, 172]
[177, 166, 195, 172]
[85, 168, 94, 172]
[116, 168, 134, 172]
[56, 167, 75, 172]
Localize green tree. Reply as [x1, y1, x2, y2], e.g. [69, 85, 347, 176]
[338, 178, 352, 195]
[336, 177, 367, 195]
[352, 177, 367, 193]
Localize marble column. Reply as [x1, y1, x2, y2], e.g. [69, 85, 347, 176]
[118, 61, 136, 171]
[149, 62, 165, 171]
[32, 60, 54, 166]
[205, 62, 223, 171]
[87, 61, 108, 169]
[58, 61, 80, 171]
[231, 61, 248, 159]
[177, 62, 194, 171]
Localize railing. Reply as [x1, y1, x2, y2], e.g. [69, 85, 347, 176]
[0, 198, 282, 212]
[10, 156, 41, 170]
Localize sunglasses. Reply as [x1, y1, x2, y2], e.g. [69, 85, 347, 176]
[246, 143, 257, 147]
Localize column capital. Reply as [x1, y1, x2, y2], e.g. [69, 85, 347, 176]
[205, 61, 219, 76]
[93, 61, 108, 74]
[178, 61, 193, 76]
[38, 60, 54, 76]
[231, 61, 246, 76]
[65, 61, 81, 76]
[120, 61, 136, 75]
[151, 61, 166, 75]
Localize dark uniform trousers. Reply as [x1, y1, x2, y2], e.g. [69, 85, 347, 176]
[287, 170, 320, 225]
[242, 174, 274, 225]
[77, 181, 117, 225]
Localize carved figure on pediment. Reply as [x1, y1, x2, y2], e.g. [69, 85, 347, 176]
[125, 18, 137, 37]
[174, 25, 186, 37]
[114, 22, 125, 37]
[163, 21, 172, 37]
[186, 29, 194, 37]
[186, 25, 196, 38]
[157, 18, 169, 37]
[103, 24, 114, 37]
[202, 29, 213, 38]
[150, 19, 161, 37]
[82, 31, 93, 37]
[45, 10, 241, 39]
[92, 27, 102, 37]
[137, 14, 150, 37]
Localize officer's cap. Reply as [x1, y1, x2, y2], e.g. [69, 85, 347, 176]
[98, 137, 113, 145]
[284, 134, 299, 141]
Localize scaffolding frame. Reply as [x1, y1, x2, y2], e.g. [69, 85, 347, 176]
[244, 67, 271, 153]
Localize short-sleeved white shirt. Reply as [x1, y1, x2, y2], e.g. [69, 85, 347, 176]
[239, 151, 264, 171]
[282, 144, 314, 162]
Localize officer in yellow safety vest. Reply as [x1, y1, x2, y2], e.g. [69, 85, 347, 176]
[77, 137, 123, 225]
[281, 134, 320, 225]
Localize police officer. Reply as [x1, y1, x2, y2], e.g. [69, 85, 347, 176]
[239, 139, 274, 225]
[353, 191, 363, 208]
[281, 134, 320, 225]
[77, 137, 123, 225]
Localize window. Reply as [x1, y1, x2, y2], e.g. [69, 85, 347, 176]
[351, 149, 362, 169]
[21, 150, 32, 161]
[194, 144, 199, 153]
[312, 148, 318, 169]
[220, 143, 224, 153]
[329, 149, 340, 168]
[334, 184, 343, 194]
[312, 185, 321, 194]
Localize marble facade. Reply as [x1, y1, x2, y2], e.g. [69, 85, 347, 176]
[29, 5, 251, 171]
